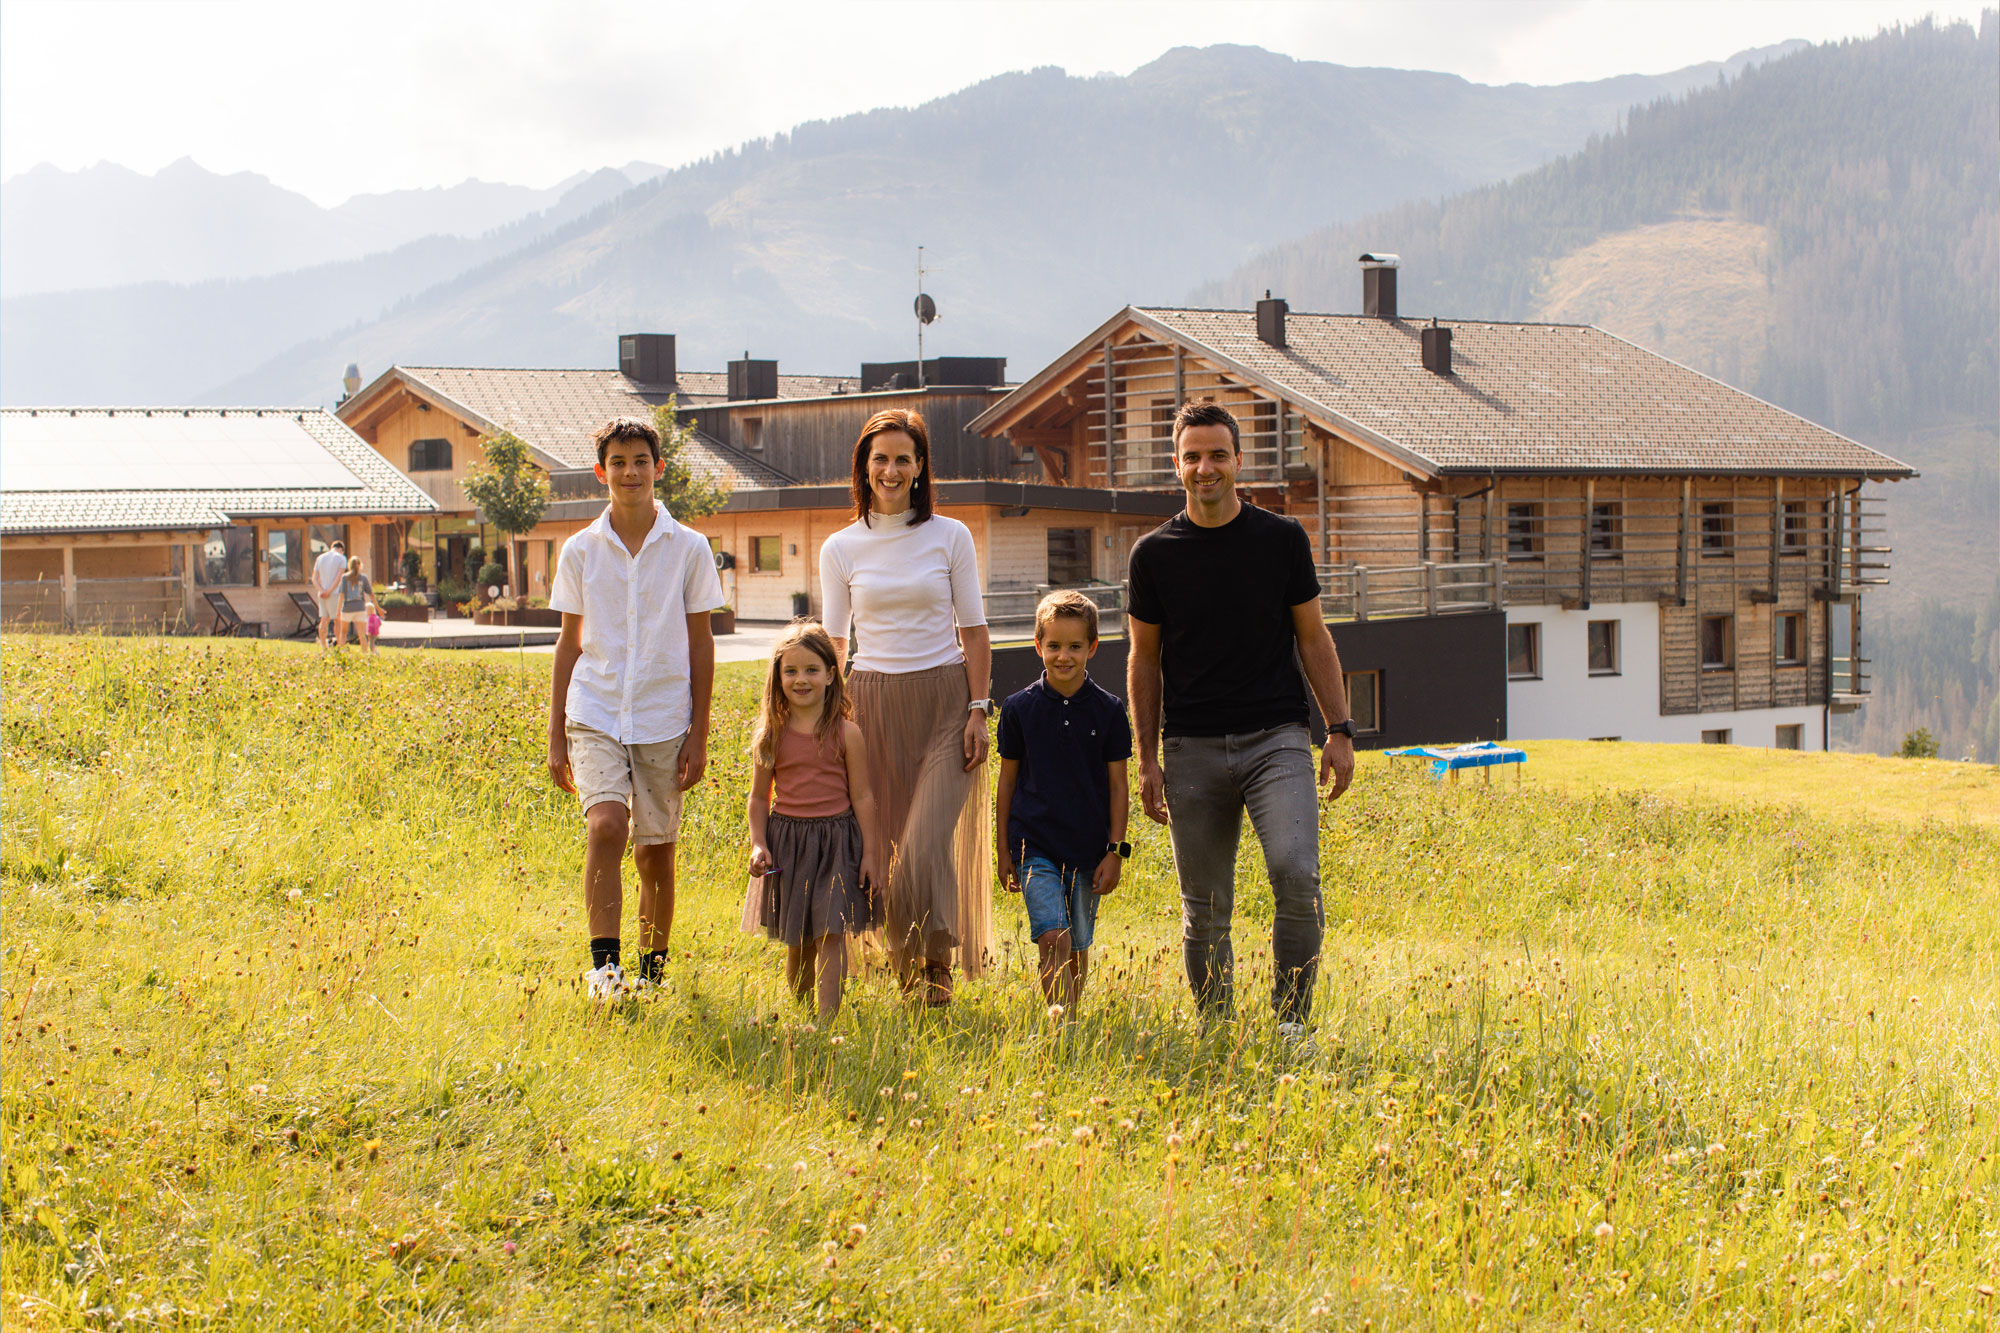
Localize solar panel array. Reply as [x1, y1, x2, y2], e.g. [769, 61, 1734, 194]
[0, 412, 365, 493]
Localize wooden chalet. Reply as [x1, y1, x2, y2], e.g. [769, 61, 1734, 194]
[0, 407, 437, 634]
[339, 339, 1172, 630]
[970, 261, 1916, 748]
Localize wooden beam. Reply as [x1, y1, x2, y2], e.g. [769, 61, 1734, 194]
[1674, 478, 1691, 606]
[1173, 345, 1185, 410]
[1102, 341, 1117, 485]
[1579, 477, 1594, 609]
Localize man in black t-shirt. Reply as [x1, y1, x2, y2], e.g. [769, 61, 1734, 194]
[1127, 400, 1356, 1037]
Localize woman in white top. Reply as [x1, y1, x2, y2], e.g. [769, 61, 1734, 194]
[819, 409, 992, 1005]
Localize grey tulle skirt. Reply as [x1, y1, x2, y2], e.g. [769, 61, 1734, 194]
[756, 809, 875, 946]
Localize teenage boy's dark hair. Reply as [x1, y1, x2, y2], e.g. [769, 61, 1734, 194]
[1035, 588, 1099, 644]
[593, 416, 662, 467]
[850, 408, 935, 526]
[1172, 399, 1240, 455]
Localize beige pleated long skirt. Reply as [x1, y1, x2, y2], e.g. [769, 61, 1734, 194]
[848, 662, 993, 979]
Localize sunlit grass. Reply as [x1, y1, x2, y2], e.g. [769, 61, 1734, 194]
[4, 635, 1997, 1329]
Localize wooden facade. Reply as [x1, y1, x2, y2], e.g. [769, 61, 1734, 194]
[973, 309, 1906, 741]
[690, 385, 1028, 486]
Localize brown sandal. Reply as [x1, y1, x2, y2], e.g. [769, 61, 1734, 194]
[923, 960, 953, 1008]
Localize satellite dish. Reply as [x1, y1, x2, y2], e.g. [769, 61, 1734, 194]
[914, 293, 938, 325]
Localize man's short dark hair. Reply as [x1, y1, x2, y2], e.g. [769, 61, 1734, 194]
[593, 417, 662, 466]
[332, 540, 345, 552]
[1173, 399, 1240, 454]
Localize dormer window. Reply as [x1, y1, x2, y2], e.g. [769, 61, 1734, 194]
[409, 438, 453, 472]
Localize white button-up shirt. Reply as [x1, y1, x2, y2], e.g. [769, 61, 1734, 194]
[550, 501, 724, 744]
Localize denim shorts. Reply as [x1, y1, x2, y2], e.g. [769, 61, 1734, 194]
[1019, 853, 1099, 951]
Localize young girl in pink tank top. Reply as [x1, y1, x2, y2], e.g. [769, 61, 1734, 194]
[747, 622, 884, 1022]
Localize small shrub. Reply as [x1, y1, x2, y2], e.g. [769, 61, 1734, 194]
[437, 577, 471, 603]
[1899, 727, 1940, 758]
[378, 592, 418, 609]
[475, 562, 508, 594]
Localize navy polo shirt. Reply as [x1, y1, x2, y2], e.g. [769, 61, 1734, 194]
[997, 673, 1133, 871]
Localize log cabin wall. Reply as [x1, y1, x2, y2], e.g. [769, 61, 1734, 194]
[691, 388, 1026, 487]
[360, 394, 489, 513]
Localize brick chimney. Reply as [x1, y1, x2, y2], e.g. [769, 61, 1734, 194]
[1422, 319, 1452, 376]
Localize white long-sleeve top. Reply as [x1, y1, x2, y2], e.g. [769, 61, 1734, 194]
[818, 509, 986, 674]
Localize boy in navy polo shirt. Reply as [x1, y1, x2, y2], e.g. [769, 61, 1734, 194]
[995, 590, 1133, 1009]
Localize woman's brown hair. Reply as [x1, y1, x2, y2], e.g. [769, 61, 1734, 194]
[850, 408, 934, 527]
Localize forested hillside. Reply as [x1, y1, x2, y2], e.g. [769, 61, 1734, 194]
[1198, 16, 1999, 760]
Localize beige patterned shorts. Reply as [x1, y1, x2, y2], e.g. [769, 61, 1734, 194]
[565, 722, 686, 845]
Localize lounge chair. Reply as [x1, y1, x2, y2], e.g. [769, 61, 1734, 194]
[286, 591, 321, 639]
[204, 591, 267, 639]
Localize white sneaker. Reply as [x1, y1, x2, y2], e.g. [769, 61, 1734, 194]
[584, 961, 628, 1001]
[1277, 1021, 1317, 1059]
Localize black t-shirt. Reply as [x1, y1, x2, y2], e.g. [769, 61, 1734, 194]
[997, 674, 1133, 869]
[1126, 502, 1322, 737]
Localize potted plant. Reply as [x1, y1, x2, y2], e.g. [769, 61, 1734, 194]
[377, 590, 430, 624]
[436, 576, 472, 617]
[475, 596, 519, 627]
[514, 595, 562, 628]
[712, 605, 736, 636]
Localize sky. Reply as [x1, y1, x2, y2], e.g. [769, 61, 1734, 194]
[2, 0, 1990, 205]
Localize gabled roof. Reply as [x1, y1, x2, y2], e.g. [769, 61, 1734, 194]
[339, 365, 837, 489]
[0, 408, 438, 536]
[973, 306, 1915, 480]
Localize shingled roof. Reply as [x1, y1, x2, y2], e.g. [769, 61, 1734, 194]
[353, 366, 854, 488]
[0, 408, 438, 536]
[978, 307, 1915, 480]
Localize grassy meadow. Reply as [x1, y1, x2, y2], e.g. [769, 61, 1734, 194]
[4, 635, 1998, 1330]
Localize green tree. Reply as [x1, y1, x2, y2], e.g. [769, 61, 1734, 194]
[651, 399, 729, 519]
[1899, 727, 1940, 759]
[461, 429, 550, 540]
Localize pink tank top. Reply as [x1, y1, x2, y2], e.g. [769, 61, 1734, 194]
[772, 724, 852, 818]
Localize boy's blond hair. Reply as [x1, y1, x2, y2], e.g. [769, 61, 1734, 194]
[1034, 589, 1099, 643]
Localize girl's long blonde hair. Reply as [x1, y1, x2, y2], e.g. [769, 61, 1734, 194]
[750, 620, 850, 769]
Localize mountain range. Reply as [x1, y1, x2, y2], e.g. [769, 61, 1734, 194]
[0, 40, 1799, 407]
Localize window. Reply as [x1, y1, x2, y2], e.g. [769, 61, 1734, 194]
[1587, 619, 1620, 675]
[409, 438, 452, 472]
[196, 527, 256, 587]
[1507, 622, 1541, 679]
[1589, 502, 1623, 557]
[1505, 503, 1543, 559]
[1775, 724, 1803, 750]
[1047, 528, 1092, 586]
[308, 523, 348, 567]
[1701, 728, 1732, 745]
[751, 536, 781, 573]
[1343, 671, 1383, 736]
[1781, 500, 1809, 553]
[1700, 502, 1733, 555]
[1700, 614, 1734, 670]
[263, 528, 304, 583]
[741, 417, 763, 452]
[1776, 612, 1804, 666]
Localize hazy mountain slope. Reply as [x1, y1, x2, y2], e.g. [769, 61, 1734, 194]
[197, 41, 1807, 408]
[1195, 16, 1999, 757]
[0, 159, 635, 297]
[0, 168, 640, 405]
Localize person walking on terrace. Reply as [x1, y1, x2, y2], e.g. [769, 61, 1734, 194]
[819, 408, 994, 1006]
[547, 416, 724, 1001]
[1126, 399, 1357, 1044]
[311, 539, 347, 649]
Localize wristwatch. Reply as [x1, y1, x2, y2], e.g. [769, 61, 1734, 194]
[968, 698, 994, 714]
[1326, 719, 1356, 739]
[1105, 841, 1132, 859]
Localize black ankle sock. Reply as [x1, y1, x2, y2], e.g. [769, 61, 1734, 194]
[641, 950, 667, 983]
[590, 938, 620, 970]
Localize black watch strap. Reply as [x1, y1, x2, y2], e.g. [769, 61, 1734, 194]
[1327, 719, 1356, 738]
[1105, 841, 1132, 859]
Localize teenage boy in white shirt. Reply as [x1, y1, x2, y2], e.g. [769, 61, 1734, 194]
[547, 417, 724, 999]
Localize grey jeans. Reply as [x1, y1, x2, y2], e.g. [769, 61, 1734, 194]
[1162, 724, 1324, 1024]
